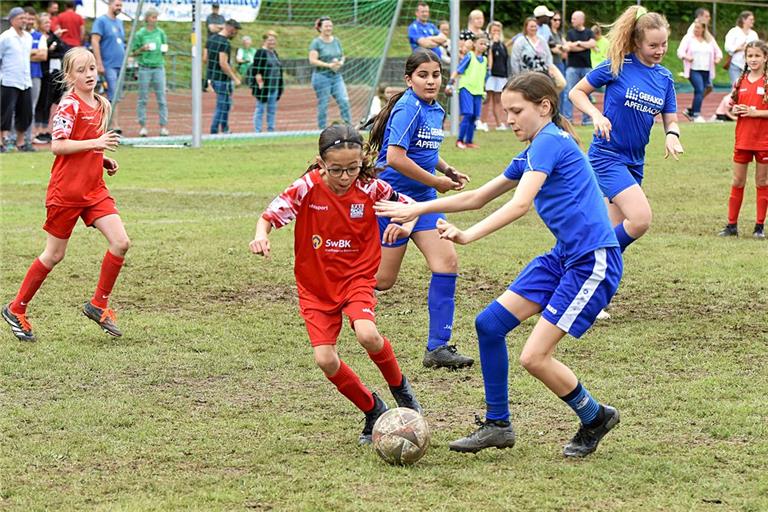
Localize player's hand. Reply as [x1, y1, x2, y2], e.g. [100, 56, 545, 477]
[443, 166, 470, 190]
[249, 236, 271, 257]
[592, 113, 612, 141]
[664, 134, 684, 160]
[742, 105, 760, 117]
[233, 77, 242, 87]
[97, 62, 105, 75]
[436, 218, 469, 244]
[444, 85, 454, 97]
[374, 200, 420, 224]
[381, 222, 411, 245]
[103, 157, 119, 176]
[94, 130, 121, 152]
[434, 175, 463, 193]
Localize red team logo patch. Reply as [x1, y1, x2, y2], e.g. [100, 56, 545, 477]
[312, 235, 322, 249]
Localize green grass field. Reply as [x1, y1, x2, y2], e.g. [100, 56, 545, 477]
[1, 124, 767, 511]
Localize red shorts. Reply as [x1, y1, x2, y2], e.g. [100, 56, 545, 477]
[300, 288, 377, 347]
[43, 196, 119, 239]
[733, 148, 768, 164]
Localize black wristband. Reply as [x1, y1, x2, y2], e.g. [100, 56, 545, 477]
[666, 130, 680, 138]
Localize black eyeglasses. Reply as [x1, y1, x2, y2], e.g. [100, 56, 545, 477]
[553, 18, 561, 22]
[326, 165, 361, 177]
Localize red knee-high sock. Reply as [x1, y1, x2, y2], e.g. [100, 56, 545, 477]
[756, 186, 768, 224]
[327, 361, 375, 412]
[10, 258, 52, 314]
[368, 337, 403, 387]
[728, 186, 745, 225]
[91, 250, 125, 309]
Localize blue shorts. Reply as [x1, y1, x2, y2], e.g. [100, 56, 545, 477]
[459, 88, 482, 117]
[590, 152, 644, 201]
[378, 211, 446, 248]
[509, 247, 623, 338]
[103, 67, 122, 102]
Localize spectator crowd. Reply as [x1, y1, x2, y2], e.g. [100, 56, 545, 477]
[0, 1, 764, 146]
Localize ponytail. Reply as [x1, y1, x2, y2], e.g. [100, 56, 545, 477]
[604, 5, 668, 76]
[552, 114, 580, 146]
[366, 90, 406, 154]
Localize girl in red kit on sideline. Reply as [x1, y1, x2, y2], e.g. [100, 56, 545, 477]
[250, 124, 422, 446]
[718, 40, 768, 239]
[3, 47, 128, 342]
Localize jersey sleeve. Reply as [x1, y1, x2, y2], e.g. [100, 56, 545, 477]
[502, 155, 527, 181]
[91, 17, 105, 36]
[586, 60, 614, 89]
[370, 178, 414, 204]
[407, 23, 419, 48]
[51, 97, 79, 140]
[386, 102, 420, 151]
[525, 134, 561, 176]
[662, 73, 677, 114]
[456, 53, 471, 74]
[261, 175, 313, 228]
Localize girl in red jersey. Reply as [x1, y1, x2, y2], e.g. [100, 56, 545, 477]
[3, 47, 128, 342]
[250, 124, 422, 445]
[719, 40, 768, 239]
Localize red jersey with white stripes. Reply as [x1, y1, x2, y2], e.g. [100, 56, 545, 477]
[47, 93, 110, 207]
[262, 169, 409, 308]
[735, 75, 768, 151]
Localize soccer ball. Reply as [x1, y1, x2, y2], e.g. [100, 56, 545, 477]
[372, 407, 430, 465]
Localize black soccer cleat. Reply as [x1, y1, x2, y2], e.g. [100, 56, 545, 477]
[448, 415, 516, 453]
[563, 405, 620, 458]
[422, 345, 474, 369]
[718, 223, 738, 237]
[83, 302, 123, 337]
[2, 304, 36, 342]
[389, 374, 422, 414]
[359, 392, 389, 446]
[753, 224, 765, 239]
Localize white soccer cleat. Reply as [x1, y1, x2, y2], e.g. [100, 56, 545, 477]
[596, 309, 611, 320]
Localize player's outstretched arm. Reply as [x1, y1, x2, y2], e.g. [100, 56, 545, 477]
[440, 171, 545, 245]
[375, 173, 518, 224]
[249, 217, 273, 257]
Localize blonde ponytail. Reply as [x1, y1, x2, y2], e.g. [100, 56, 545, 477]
[604, 5, 669, 76]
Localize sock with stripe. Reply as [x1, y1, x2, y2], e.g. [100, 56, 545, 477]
[91, 250, 125, 309]
[756, 186, 768, 225]
[475, 301, 521, 422]
[327, 361, 375, 412]
[614, 222, 636, 252]
[427, 272, 457, 351]
[367, 337, 402, 387]
[560, 381, 602, 427]
[728, 186, 745, 225]
[10, 258, 52, 314]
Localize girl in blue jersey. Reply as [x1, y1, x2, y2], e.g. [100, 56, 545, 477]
[367, 49, 474, 370]
[376, 72, 623, 458]
[569, 5, 684, 253]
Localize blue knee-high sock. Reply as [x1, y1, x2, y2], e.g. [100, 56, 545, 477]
[614, 222, 636, 252]
[459, 116, 473, 142]
[465, 115, 477, 143]
[427, 272, 457, 351]
[560, 382, 601, 426]
[475, 301, 521, 422]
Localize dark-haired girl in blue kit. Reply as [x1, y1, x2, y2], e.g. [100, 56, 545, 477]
[376, 72, 624, 458]
[367, 49, 473, 370]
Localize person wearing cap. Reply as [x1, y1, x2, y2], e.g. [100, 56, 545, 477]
[534, 5, 554, 44]
[0, 7, 34, 152]
[206, 3, 225, 39]
[207, 18, 241, 134]
[132, 7, 169, 137]
[91, 0, 125, 132]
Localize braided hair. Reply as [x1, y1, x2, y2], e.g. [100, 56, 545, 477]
[731, 40, 768, 105]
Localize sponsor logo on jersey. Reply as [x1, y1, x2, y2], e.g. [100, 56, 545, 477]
[312, 234, 323, 249]
[325, 239, 351, 249]
[623, 86, 664, 115]
[350, 203, 364, 218]
[414, 125, 444, 149]
[309, 203, 329, 211]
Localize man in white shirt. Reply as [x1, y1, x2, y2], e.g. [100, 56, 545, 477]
[0, 7, 34, 152]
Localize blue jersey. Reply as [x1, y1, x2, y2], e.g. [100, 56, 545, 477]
[408, 19, 442, 59]
[503, 123, 618, 266]
[377, 88, 445, 202]
[586, 54, 677, 167]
